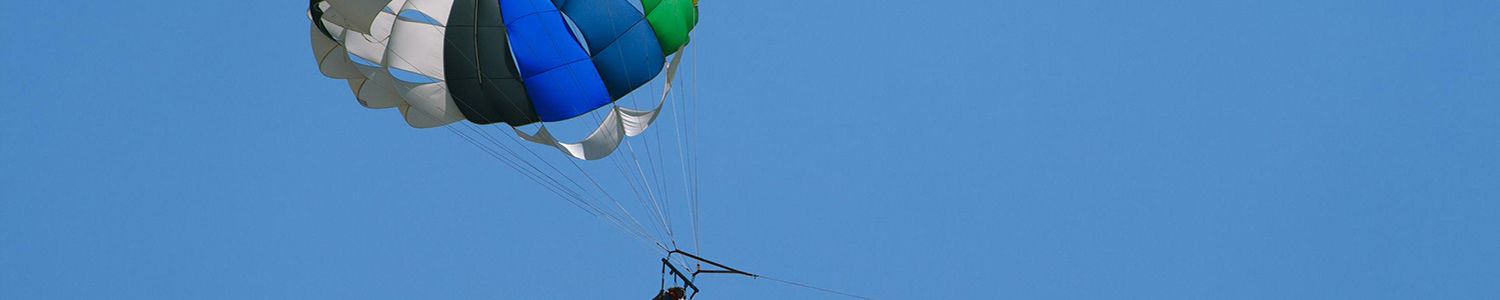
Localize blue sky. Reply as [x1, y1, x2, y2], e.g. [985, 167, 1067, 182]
[3, 1, 1499, 299]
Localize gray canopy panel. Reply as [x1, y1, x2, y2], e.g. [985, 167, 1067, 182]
[444, 0, 538, 126]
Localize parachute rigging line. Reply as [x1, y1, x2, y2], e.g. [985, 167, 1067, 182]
[602, 0, 679, 249]
[496, 13, 680, 250]
[505, 0, 682, 253]
[622, 0, 701, 256]
[689, 36, 702, 256]
[439, 115, 665, 251]
[311, 0, 702, 259]
[396, 0, 687, 250]
[668, 41, 693, 255]
[601, 130, 675, 242]
[757, 275, 879, 300]
[408, 89, 667, 250]
[317, 7, 670, 251]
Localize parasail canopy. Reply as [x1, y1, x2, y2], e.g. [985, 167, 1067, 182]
[309, 0, 699, 160]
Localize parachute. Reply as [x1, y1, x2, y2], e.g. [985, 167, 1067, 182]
[308, 0, 710, 269]
[306, 3, 884, 299]
[309, 0, 699, 159]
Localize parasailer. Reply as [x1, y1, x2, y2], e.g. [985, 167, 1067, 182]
[653, 287, 687, 300]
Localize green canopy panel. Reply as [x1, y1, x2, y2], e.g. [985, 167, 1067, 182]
[640, 0, 698, 55]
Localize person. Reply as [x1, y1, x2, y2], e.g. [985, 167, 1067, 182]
[653, 287, 687, 300]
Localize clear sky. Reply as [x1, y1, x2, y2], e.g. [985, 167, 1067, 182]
[3, 1, 1499, 299]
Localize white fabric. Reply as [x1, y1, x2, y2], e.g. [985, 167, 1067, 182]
[395, 82, 465, 128]
[312, 0, 461, 126]
[515, 113, 626, 160]
[401, 0, 454, 26]
[323, 0, 393, 35]
[339, 7, 398, 65]
[311, 6, 402, 108]
[350, 78, 406, 109]
[349, 53, 407, 109]
[311, 24, 364, 79]
[514, 44, 688, 160]
[387, 4, 449, 80]
[386, 0, 461, 127]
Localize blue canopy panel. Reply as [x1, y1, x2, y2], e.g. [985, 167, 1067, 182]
[553, 0, 666, 99]
[500, 0, 612, 122]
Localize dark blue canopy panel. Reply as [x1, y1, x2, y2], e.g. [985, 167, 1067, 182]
[500, 0, 613, 122]
[553, 0, 666, 99]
